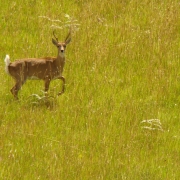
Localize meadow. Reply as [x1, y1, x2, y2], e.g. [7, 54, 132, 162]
[1, 0, 180, 179]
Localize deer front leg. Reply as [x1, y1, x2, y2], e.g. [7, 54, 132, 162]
[58, 76, 65, 96]
[44, 78, 51, 95]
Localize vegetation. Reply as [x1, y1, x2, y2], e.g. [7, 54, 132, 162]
[1, 0, 180, 179]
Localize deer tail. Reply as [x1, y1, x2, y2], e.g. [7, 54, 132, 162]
[4, 55, 10, 74]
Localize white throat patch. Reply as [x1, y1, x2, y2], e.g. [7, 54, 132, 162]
[59, 52, 65, 58]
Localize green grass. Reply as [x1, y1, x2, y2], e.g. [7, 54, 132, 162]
[1, 0, 180, 179]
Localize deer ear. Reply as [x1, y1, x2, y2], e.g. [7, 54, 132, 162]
[52, 38, 58, 46]
[65, 38, 71, 45]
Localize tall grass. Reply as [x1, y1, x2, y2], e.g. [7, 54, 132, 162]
[1, 0, 180, 179]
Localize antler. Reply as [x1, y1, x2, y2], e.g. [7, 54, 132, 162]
[65, 28, 72, 44]
[53, 30, 58, 42]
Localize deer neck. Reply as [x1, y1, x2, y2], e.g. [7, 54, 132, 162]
[56, 53, 65, 71]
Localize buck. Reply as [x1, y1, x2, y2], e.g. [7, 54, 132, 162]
[4, 31, 71, 99]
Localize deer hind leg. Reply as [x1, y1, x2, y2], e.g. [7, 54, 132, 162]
[11, 79, 25, 99]
[58, 76, 65, 96]
[10, 66, 26, 99]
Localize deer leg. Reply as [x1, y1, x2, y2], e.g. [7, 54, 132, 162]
[58, 76, 65, 96]
[44, 78, 51, 95]
[11, 80, 24, 99]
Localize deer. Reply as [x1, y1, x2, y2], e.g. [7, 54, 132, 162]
[4, 31, 71, 99]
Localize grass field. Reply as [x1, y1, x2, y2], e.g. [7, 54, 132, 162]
[1, 0, 180, 179]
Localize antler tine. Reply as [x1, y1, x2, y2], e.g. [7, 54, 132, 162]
[53, 30, 58, 42]
[65, 27, 72, 42]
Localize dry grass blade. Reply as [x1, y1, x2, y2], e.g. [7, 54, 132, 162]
[140, 119, 164, 132]
[27, 93, 55, 107]
[39, 14, 80, 32]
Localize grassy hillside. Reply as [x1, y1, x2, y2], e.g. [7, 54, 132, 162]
[1, 0, 180, 179]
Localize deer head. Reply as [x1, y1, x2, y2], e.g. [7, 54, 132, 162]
[52, 30, 71, 57]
